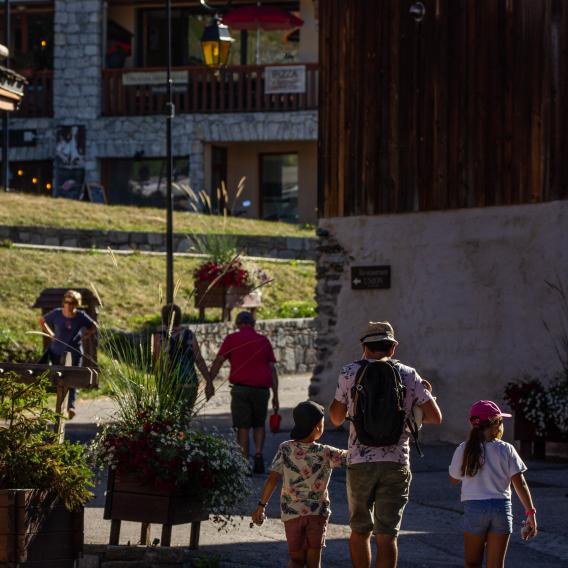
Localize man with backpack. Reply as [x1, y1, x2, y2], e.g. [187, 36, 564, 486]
[329, 321, 442, 568]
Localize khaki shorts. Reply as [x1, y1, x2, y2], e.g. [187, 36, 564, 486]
[230, 384, 270, 429]
[347, 461, 412, 536]
[284, 515, 328, 552]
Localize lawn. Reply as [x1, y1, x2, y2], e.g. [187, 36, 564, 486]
[0, 247, 316, 353]
[0, 193, 314, 237]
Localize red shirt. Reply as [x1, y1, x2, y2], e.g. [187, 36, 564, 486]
[218, 327, 276, 388]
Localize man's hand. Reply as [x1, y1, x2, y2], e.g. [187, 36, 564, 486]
[272, 394, 279, 412]
[205, 380, 215, 400]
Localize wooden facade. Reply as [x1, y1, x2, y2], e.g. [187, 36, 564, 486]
[318, 0, 568, 217]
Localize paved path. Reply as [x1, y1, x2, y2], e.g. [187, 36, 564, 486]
[70, 374, 568, 567]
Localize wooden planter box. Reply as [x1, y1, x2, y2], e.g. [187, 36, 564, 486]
[514, 412, 568, 459]
[0, 490, 83, 568]
[194, 281, 256, 321]
[103, 471, 208, 547]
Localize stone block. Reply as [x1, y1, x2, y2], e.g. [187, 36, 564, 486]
[62, 238, 78, 248]
[104, 547, 146, 561]
[77, 555, 100, 568]
[45, 237, 60, 246]
[147, 233, 164, 246]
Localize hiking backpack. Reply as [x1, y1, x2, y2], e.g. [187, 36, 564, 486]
[350, 359, 407, 447]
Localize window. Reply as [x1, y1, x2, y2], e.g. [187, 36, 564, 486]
[137, 9, 208, 67]
[0, 5, 54, 71]
[9, 161, 53, 195]
[260, 153, 299, 223]
[102, 157, 190, 208]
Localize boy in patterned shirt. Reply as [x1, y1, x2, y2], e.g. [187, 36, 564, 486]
[251, 401, 347, 568]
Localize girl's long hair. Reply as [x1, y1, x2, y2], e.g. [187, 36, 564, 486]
[461, 418, 501, 477]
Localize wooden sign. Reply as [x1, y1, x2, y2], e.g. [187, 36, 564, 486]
[265, 65, 306, 94]
[351, 266, 391, 290]
[122, 71, 189, 86]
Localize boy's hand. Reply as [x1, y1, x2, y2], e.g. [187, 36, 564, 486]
[525, 514, 538, 538]
[251, 506, 266, 526]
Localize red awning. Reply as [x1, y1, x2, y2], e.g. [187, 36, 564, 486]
[223, 6, 304, 31]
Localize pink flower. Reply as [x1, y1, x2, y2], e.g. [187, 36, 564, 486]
[301, 507, 310, 515]
[302, 467, 311, 477]
[313, 480, 324, 492]
[294, 448, 307, 459]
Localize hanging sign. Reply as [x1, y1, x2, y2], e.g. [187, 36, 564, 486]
[351, 266, 391, 290]
[265, 65, 306, 94]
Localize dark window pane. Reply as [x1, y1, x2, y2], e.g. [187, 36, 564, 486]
[9, 161, 53, 195]
[260, 153, 298, 223]
[103, 157, 190, 208]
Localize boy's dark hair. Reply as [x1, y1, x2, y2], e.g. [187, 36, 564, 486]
[161, 303, 182, 328]
[364, 340, 396, 354]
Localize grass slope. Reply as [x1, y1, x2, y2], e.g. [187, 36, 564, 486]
[0, 247, 315, 351]
[0, 193, 314, 237]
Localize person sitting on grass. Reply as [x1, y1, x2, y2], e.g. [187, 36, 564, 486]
[251, 401, 347, 568]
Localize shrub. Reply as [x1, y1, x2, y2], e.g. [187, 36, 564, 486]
[277, 300, 316, 319]
[0, 373, 94, 510]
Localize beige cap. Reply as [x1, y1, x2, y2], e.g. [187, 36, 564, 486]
[360, 321, 398, 345]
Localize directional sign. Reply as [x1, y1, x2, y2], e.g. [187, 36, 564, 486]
[351, 266, 391, 290]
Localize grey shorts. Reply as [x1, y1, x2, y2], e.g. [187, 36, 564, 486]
[230, 384, 270, 429]
[347, 461, 412, 536]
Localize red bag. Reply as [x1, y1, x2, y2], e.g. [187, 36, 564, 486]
[269, 411, 282, 433]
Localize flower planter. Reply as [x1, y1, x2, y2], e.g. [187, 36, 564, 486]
[194, 281, 254, 321]
[103, 471, 208, 547]
[0, 490, 83, 568]
[513, 412, 568, 459]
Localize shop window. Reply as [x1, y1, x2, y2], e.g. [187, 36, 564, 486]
[9, 161, 53, 195]
[102, 157, 190, 208]
[260, 153, 299, 223]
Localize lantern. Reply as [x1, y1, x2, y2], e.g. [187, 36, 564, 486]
[200, 17, 234, 67]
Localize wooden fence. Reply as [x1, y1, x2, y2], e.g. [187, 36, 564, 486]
[318, 0, 568, 217]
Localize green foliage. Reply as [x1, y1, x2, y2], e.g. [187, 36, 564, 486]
[0, 329, 39, 363]
[277, 300, 316, 319]
[0, 239, 12, 248]
[0, 373, 94, 510]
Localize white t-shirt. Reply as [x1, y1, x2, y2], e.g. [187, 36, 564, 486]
[449, 439, 527, 501]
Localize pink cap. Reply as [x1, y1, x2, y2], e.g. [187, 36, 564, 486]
[469, 400, 512, 426]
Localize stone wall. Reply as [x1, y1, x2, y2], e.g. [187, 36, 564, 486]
[79, 545, 207, 567]
[193, 318, 317, 375]
[0, 225, 317, 260]
[310, 200, 568, 443]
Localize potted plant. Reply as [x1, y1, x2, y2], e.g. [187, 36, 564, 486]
[0, 373, 93, 567]
[90, 331, 251, 547]
[504, 373, 568, 458]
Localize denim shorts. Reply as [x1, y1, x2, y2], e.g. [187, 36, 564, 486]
[463, 499, 513, 535]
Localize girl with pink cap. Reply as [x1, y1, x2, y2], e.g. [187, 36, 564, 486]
[449, 400, 538, 568]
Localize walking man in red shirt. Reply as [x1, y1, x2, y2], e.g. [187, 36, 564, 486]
[209, 311, 280, 474]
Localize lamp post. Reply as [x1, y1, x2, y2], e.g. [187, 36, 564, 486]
[164, 0, 233, 304]
[2, 0, 10, 192]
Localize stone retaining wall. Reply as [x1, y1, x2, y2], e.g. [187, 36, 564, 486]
[193, 318, 317, 375]
[79, 544, 206, 567]
[0, 225, 317, 261]
[119, 318, 316, 377]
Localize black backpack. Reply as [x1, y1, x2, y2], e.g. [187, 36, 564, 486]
[350, 359, 407, 447]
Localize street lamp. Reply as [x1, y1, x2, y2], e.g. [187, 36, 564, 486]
[201, 17, 234, 67]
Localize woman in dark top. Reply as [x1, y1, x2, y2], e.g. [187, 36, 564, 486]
[152, 304, 213, 410]
[38, 289, 98, 418]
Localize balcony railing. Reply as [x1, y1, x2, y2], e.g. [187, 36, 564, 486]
[102, 63, 319, 116]
[15, 70, 53, 117]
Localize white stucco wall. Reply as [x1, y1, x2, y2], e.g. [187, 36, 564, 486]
[312, 200, 568, 443]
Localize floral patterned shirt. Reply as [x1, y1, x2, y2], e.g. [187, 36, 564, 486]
[270, 440, 347, 522]
[334, 359, 433, 466]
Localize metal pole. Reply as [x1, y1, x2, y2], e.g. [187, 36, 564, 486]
[2, 0, 11, 192]
[165, 0, 174, 304]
